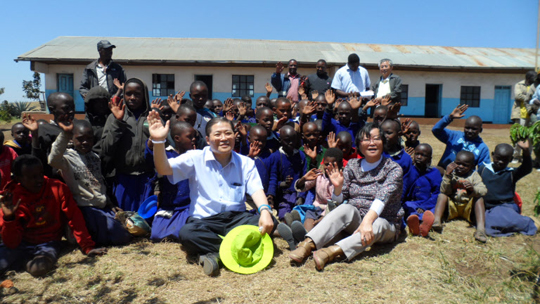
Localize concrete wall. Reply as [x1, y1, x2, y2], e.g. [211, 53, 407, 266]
[43, 63, 523, 122]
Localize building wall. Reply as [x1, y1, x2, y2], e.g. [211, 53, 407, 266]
[43, 64, 523, 123]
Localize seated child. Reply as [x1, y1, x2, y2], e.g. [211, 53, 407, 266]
[145, 120, 194, 242]
[403, 120, 421, 150]
[321, 97, 363, 147]
[267, 125, 306, 220]
[381, 119, 413, 197]
[256, 107, 280, 153]
[240, 125, 272, 194]
[100, 78, 154, 212]
[300, 122, 326, 170]
[255, 96, 271, 110]
[432, 151, 488, 242]
[0, 155, 106, 277]
[403, 144, 442, 237]
[4, 123, 31, 156]
[0, 131, 18, 189]
[212, 99, 223, 116]
[328, 131, 358, 166]
[372, 105, 388, 126]
[432, 104, 490, 169]
[273, 97, 299, 133]
[48, 119, 131, 246]
[175, 104, 207, 149]
[84, 86, 112, 149]
[480, 142, 537, 237]
[312, 94, 327, 121]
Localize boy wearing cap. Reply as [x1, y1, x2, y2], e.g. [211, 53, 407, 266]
[80, 40, 126, 99]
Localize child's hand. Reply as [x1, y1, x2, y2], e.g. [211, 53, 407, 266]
[298, 86, 306, 98]
[387, 102, 401, 119]
[302, 101, 317, 115]
[1, 192, 21, 221]
[225, 111, 235, 121]
[325, 90, 336, 105]
[335, 98, 344, 109]
[151, 98, 164, 111]
[445, 162, 457, 175]
[327, 132, 340, 148]
[265, 82, 273, 94]
[173, 91, 185, 103]
[248, 141, 262, 158]
[87, 248, 108, 257]
[516, 140, 530, 151]
[113, 78, 124, 91]
[348, 96, 362, 110]
[381, 96, 391, 107]
[311, 90, 319, 100]
[237, 102, 247, 116]
[109, 97, 126, 121]
[450, 104, 468, 119]
[167, 94, 180, 113]
[273, 116, 288, 131]
[58, 118, 74, 134]
[223, 98, 234, 113]
[303, 144, 317, 160]
[326, 162, 344, 189]
[235, 121, 247, 138]
[22, 113, 39, 132]
[462, 180, 474, 192]
[281, 175, 293, 188]
[304, 168, 322, 181]
[147, 110, 169, 141]
[401, 118, 412, 136]
[405, 146, 415, 156]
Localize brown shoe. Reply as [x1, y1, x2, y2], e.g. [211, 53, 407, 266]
[419, 211, 435, 237]
[407, 215, 420, 236]
[289, 238, 315, 263]
[313, 245, 343, 271]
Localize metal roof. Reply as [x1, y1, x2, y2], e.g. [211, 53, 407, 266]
[16, 36, 536, 71]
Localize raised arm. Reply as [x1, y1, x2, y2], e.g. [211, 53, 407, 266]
[147, 110, 173, 176]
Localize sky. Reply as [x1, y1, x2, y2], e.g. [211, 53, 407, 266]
[0, 0, 537, 102]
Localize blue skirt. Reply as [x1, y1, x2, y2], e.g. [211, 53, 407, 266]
[150, 206, 190, 242]
[485, 203, 538, 237]
[113, 172, 153, 212]
[79, 206, 132, 246]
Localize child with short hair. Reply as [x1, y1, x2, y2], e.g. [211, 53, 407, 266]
[403, 144, 442, 237]
[0, 131, 18, 189]
[267, 125, 306, 220]
[321, 92, 364, 147]
[145, 120, 194, 242]
[480, 141, 538, 236]
[432, 104, 490, 169]
[273, 97, 299, 132]
[327, 131, 358, 166]
[48, 119, 131, 246]
[4, 123, 31, 156]
[432, 150, 488, 242]
[240, 125, 272, 194]
[0, 155, 106, 277]
[256, 107, 280, 153]
[212, 99, 223, 116]
[403, 120, 421, 150]
[175, 104, 206, 149]
[381, 119, 413, 197]
[300, 121, 326, 170]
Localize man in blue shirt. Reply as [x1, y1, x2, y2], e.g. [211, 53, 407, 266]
[148, 113, 276, 276]
[331, 53, 371, 98]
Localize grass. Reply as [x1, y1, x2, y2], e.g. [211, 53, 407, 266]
[1, 122, 540, 303]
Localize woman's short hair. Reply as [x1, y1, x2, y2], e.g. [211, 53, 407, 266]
[355, 122, 386, 157]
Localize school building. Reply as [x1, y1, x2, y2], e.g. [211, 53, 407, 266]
[15, 36, 536, 123]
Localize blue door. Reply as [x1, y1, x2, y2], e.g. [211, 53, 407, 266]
[493, 86, 512, 124]
[57, 74, 74, 97]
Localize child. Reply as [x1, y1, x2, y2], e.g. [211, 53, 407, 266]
[4, 123, 31, 156]
[480, 142, 537, 237]
[145, 120, 194, 242]
[84, 86, 112, 148]
[403, 144, 442, 237]
[256, 107, 280, 153]
[312, 94, 327, 121]
[273, 97, 299, 132]
[175, 104, 206, 149]
[372, 105, 388, 126]
[0, 131, 18, 189]
[327, 131, 358, 166]
[321, 93, 364, 147]
[212, 99, 223, 116]
[381, 119, 413, 197]
[267, 125, 307, 220]
[24, 92, 75, 178]
[300, 122, 326, 170]
[403, 120, 421, 150]
[432, 104, 490, 169]
[0, 155, 106, 277]
[255, 96, 271, 109]
[189, 81, 217, 137]
[240, 125, 272, 194]
[100, 78, 154, 212]
[432, 151, 488, 242]
[48, 119, 131, 246]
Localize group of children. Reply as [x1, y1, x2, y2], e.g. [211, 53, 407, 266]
[0, 76, 538, 278]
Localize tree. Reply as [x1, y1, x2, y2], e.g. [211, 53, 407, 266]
[22, 72, 41, 100]
[0, 88, 4, 96]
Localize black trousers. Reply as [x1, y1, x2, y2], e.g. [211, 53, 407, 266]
[178, 211, 278, 255]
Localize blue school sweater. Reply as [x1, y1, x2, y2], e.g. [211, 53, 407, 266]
[266, 131, 281, 153]
[321, 109, 364, 147]
[384, 149, 413, 199]
[402, 166, 442, 220]
[240, 143, 273, 193]
[144, 144, 190, 210]
[267, 149, 307, 198]
[432, 115, 490, 168]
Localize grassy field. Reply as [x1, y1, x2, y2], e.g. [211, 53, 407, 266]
[1, 121, 540, 304]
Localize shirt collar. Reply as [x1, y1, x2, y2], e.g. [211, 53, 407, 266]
[279, 146, 299, 156]
[380, 73, 393, 82]
[203, 146, 237, 168]
[360, 156, 383, 172]
[484, 162, 513, 174]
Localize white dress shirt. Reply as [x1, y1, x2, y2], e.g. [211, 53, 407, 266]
[331, 64, 371, 93]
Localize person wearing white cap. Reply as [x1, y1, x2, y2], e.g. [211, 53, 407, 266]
[79, 40, 126, 99]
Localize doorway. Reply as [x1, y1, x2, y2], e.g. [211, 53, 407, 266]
[195, 75, 213, 99]
[493, 86, 512, 124]
[425, 84, 442, 118]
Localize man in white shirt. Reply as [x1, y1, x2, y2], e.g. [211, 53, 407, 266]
[331, 54, 371, 98]
[148, 114, 276, 276]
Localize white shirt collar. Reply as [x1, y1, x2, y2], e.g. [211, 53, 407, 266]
[203, 146, 237, 169]
[279, 146, 299, 156]
[360, 156, 383, 172]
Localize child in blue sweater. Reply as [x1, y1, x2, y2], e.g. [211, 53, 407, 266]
[381, 119, 413, 198]
[432, 104, 490, 169]
[144, 120, 194, 242]
[403, 144, 442, 237]
[267, 125, 307, 220]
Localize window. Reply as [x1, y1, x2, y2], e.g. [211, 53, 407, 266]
[152, 74, 175, 96]
[400, 84, 408, 106]
[232, 75, 254, 97]
[460, 86, 481, 107]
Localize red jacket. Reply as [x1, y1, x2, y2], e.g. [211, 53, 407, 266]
[0, 177, 95, 254]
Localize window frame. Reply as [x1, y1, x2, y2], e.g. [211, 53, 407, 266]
[460, 86, 481, 108]
[231, 75, 254, 97]
[152, 74, 175, 97]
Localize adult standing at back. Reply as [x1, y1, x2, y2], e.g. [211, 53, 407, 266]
[511, 71, 536, 163]
[79, 40, 126, 99]
[371, 59, 402, 103]
[331, 54, 371, 98]
[304, 59, 333, 99]
[271, 59, 302, 102]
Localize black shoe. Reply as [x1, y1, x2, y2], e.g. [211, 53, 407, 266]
[199, 253, 220, 276]
[283, 213, 294, 227]
[291, 210, 301, 223]
[291, 221, 307, 243]
[278, 223, 296, 250]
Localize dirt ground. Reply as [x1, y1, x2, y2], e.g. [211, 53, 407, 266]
[0, 119, 539, 304]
